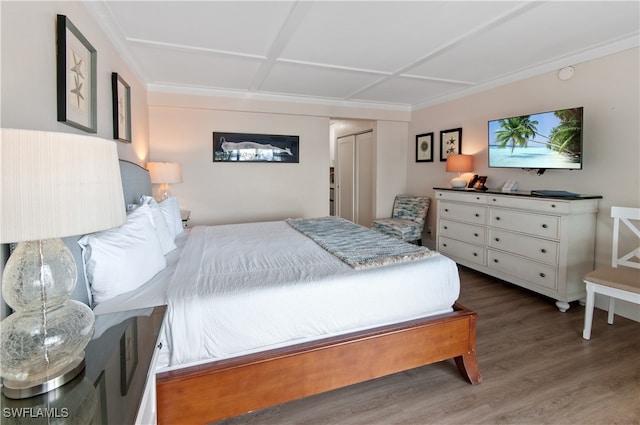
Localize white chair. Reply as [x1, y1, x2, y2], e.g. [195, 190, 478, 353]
[582, 206, 640, 340]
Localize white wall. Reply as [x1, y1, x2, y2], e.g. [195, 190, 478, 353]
[375, 120, 409, 217]
[408, 48, 639, 319]
[0, 1, 150, 164]
[149, 103, 330, 225]
[1, 1, 150, 319]
[148, 94, 411, 226]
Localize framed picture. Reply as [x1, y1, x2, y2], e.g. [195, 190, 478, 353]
[56, 14, 97, 133]
[213, 132, 300, 163]
[416, 132, 434, 162]
[120, 320, 138, 396]
[440, 127, 462, 161]
[112, 73, 132, 143]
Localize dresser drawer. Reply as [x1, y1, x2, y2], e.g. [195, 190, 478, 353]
[439, 236, 485, 266]
[489, 208, 559, 239]
[439, 201, 487, 225]
[440, 219, 486, 245]
[488, 229, 559, 265]
[488, 250, 558, 291]
[487, 195, 570, 214]
[436, 191, 487, 204]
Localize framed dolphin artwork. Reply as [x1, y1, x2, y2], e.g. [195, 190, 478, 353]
[213, 132, 299, 163]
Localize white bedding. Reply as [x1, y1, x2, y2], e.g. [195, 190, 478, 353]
[94, 220, 460, 371]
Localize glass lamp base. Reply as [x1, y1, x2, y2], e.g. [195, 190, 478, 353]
[2, 353, 86, 399]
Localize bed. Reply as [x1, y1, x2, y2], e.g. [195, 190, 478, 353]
[69, 160, 481, 424]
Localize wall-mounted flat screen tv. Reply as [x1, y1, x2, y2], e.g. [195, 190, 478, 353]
[488, 107, 583, 171]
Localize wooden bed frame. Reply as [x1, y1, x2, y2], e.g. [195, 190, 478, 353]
[157, 302, 481, 424]
[76, 162, 481, 424]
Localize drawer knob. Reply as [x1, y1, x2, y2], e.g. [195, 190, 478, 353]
[476, 197, 480, 200]
[541, 248, 547, 253]
[495, 237, 500, 242]
[494, 259, 499, 263]
[443, 243, 447, 247]
[540, 273, 546, 278]
[475, 213, 480, 217]
[496, 217, 501, 221]
[474, 233, 479, 237]
[542, 224, 548, 228]
[444, 226, 448, 230]
[551, 204, 556, 208]
[492, 198, 497, 202]
[473, 252, 478, 256]
[158, 342, 163, 350]
[445, 208, 449, 212]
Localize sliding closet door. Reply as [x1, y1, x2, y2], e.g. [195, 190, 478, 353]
[337, 131, 373, 227]
[337, 135, 355, 221]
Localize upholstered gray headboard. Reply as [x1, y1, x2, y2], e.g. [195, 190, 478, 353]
[66, 160, 152, 306]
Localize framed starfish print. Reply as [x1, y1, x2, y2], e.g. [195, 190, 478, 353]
[440, 127, 462, 161]
[56, 14, 97, 133]
[112, 73, 132, 143]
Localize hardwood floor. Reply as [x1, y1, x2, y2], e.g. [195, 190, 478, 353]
[213, 267, 639, 425]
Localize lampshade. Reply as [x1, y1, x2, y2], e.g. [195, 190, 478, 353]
[147, 161, 182, 200]
[147, 161, 183, 184]
[1, 128, 127, 242]
[445, 154, 474, 173]
[1, 128, 126, 398]
[445, 154, 474, 189]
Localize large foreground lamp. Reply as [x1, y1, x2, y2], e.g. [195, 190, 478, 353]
[147, 161, 183, 200]
[446, 154, 474, 189]
[1, 128, 126, 398]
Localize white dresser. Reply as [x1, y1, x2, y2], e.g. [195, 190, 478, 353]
[434, 189, 601, 311]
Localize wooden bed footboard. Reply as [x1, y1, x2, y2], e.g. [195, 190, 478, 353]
[156, 302, 481, 425]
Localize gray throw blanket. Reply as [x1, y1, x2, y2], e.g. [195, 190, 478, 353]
[287, 217, 435, 269]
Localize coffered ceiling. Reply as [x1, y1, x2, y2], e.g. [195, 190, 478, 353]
[85, 1, 640, 110]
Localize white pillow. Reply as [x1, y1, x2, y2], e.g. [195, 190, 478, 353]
[141, 195, 177, 254]
[158, 195, 183, 237]
[78, 204, 167, 304]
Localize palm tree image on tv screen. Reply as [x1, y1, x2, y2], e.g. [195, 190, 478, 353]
[488, 107, 583, 169]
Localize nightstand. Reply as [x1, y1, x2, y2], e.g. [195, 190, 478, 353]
[1, 306, 167, 425]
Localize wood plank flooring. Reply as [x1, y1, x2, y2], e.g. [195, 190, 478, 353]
[213, 266, 639, 425]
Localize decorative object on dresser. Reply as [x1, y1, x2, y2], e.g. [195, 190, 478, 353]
[582, 207, 640, 340]
[111, 72, 132, 143]
[434, 188, 602, 312]
[147, 161, 183, 200]
[445, 154, 474, 189]
[416, 132, 434, 162]
[0, 129, 126, 398]
[56, 14, 97, 133]
[439, 127, 462, 161]
[371, 195, 430, 245]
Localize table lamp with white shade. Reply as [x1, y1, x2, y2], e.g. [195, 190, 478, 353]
[446, 154, 474, 189]
[147, 161, 183, 200]
[0, 128, 126, 398]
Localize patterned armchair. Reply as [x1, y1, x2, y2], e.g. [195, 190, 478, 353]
[372, 195, 430, 245]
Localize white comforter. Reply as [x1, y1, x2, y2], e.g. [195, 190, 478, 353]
[162, 221, 460, 369]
